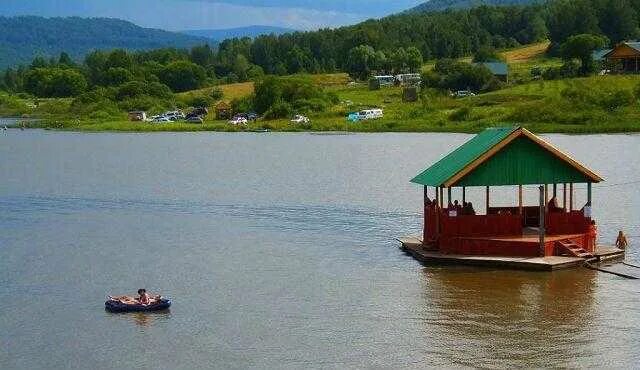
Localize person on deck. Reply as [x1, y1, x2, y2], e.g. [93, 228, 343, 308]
[465, 202, 476, 215]
[616, 231, 628, 250]
[548, 197, 561, 212]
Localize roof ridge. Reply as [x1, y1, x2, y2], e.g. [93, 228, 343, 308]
[411, 126, 602, 187]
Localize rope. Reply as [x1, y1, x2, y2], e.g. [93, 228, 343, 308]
[584, 262, 639, 279]
[622, 262, 640, 269]
[595, 179, 640, 188]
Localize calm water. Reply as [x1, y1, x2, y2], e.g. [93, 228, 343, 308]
[1, 130, 639, 369]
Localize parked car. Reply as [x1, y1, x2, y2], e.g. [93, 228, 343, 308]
[358, 109, 383, 120]
[164, 111, 185, 121]
[347, 112, 360, 122]
[152, 116, 172, 123]
[452, 90, 476, 98]
[190, 107, 208, 116]
[291, 115, 310, 124]
[186, 116, 204, 124]
[229, 117, 248, 125]
[246, 112, 259, 121]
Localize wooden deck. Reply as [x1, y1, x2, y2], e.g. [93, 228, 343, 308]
[398, 236, 625, 271]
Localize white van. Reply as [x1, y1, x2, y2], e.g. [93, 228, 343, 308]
[358, 109, 384, 120]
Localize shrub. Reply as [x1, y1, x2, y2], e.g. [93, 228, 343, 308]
[253, 76, 335, 118]
[263, 100, 293, 119]
[561, 85, 636, 111]
[424, 59, 499, 93]
[449, 106, 472, 121]
[210, 87, 223, 100]
[542, 61, 580, 80]
[187, 95, 213, 108]
[231, 95, 254, 114]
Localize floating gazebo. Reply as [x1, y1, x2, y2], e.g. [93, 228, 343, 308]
[400, 126, 624, 270]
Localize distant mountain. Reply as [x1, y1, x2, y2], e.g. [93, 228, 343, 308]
[410, 0, 537, 12]
[182, 26, 297, 41]
[0, 16, 209, 69]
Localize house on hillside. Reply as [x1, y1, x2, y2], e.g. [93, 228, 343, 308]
[601, 41, 640, 73]
[215, 101, 232, 120]
[475, 62, 509, 82]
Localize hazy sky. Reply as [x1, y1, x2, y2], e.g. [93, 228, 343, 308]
[0, 0, 424, 30]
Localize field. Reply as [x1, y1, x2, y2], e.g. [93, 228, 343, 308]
[6, 42, 640, 134]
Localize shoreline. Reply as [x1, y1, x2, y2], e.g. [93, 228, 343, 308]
[20, 119, 640, 135]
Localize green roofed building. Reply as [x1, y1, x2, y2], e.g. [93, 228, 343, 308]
[404, 126, 609, 262]
[410, 126, 602, 188]
[474, 62, 508, 82]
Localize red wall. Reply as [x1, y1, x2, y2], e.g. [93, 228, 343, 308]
[423, 204, 597, 257]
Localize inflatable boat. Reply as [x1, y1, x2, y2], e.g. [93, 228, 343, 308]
[105, 297, 171, 313]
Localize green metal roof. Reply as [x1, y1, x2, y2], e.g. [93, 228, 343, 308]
[411, 126, 517, 186]
[475, 62, 509, 76]
[411, 126, 602, 187]
[455, 137, 592, 186]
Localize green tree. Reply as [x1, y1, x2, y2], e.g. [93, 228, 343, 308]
[158, 61, 207, 92]
[406, 47, 423, 72]
[547, 0, 600, 45]
[472, 46, 505, 63]
[597, 0, 639, 43]
[560, 34, 608, 74]
[390, 48, 408, 73]
[58, 52, 74, 67]
[103, 67, 133, 86]
[346, 45, 376, 80]
[190, 44, 215, 67]
[24, 68, 86, 97]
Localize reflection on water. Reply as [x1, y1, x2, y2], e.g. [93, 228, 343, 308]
[106, 311, 172, 328]
[422, 267, 597, 367]
[1, 130, 639, 368]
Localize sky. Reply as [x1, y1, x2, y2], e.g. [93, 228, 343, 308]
[0, 0, 424, 31]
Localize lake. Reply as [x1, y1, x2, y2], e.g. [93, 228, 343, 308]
[1, 130, 639, 368]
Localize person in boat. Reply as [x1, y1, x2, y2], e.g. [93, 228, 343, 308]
[616, 231, 628, 250]
[110, 289, 159, 305]
[137, 288, 152, 305]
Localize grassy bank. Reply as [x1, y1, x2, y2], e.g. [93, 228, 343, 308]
[22, 74, 640, 134]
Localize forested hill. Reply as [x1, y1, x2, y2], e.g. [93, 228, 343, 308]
[410, 0, 537, 12]
[0, 16, 208, 68]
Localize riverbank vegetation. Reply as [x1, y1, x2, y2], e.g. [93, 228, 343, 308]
[2, 0, 640, 133]
[14, 72, 640, 134]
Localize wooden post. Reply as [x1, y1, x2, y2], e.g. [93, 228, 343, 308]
[544, 184, 548, 213]
[435, 186, 440, 240]
[462, 187, 466, 204]
[485, 186, 490, 215]
[587, 182, 592, 206]
[563, 183, 567, 212]
[539, 185, 546, 256]
[423, 186, 428, 242]
[447, 187, 452, 206]
[518, 185, 523, 215]
[553, 183, 557, 198]
[439, 187, 444, 208]
[569, 183, 574, 211]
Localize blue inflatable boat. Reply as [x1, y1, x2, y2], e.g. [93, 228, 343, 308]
[105, 297, 171, 313]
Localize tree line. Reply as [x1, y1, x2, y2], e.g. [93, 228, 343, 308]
[2, 0, 639, 99]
